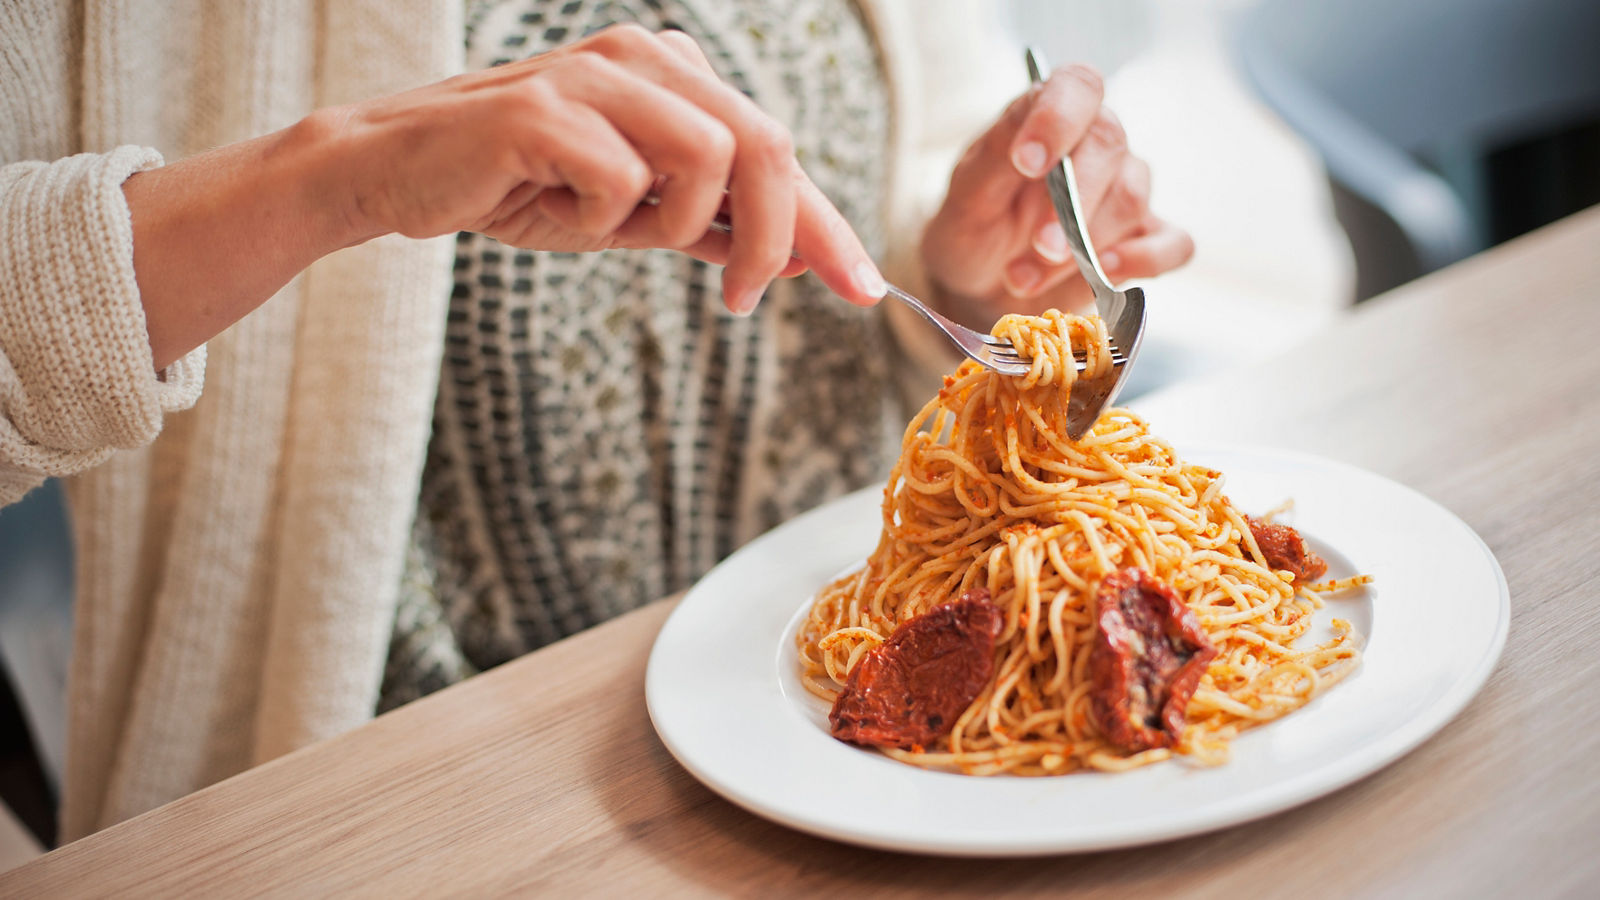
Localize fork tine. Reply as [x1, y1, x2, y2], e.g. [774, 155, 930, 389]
[980, 331, 1124, 350]
[984, 344, 1114, 357]
[983, 348, 1127, 364]
[982, 358, 1128, 373]
[979, 354, 1128, 375]
[981, 333, 1125, 356]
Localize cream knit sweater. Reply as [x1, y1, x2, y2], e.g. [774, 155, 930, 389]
[0, 0, 1016, 841]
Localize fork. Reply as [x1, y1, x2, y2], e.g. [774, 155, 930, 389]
[667, 202, 1103, 376]
[1026, 47, 1148, 438]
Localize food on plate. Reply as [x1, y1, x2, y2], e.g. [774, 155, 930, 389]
[829, 589, 1002, 750]
[1088, 567, 1217, 752]
[1244, 515, 1328, 584]
[798, 310, 1369, 774]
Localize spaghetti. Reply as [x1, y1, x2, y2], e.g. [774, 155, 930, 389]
[796, 309, 1366, 775]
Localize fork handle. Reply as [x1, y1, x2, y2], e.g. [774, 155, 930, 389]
[1046, 157, 1117, 304]
[1025, 48, 1118, 307]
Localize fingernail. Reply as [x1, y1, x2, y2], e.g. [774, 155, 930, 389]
[1035, 222, 1069, 263]
[853, 261, 887, 300]
[1100, 250, 1120, 273]
[1013, 141, 1048, 178]
[728, 285, 761, 316]
[1007, 259, 1042, 294]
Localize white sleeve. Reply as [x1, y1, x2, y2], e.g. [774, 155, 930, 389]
[0, 147, 206, 505]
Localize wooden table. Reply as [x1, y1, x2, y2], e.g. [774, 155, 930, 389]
[7, 208, 1599, 898]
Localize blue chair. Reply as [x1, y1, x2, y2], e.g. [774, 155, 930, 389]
[1230, 0, 1600, 301]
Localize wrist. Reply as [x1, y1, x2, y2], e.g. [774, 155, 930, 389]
[280, 106, 387, 251]
[122, 111, 378, 369]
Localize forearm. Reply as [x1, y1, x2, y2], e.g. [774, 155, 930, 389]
[122, 113, 366, 370]
[124, 24, 894, 369]
[0, 148, 208, 494]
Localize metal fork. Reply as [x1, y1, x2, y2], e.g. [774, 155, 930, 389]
[683, 207, 1106, 377]
[1026, 47, 1148, 438]
[695, 221, 1045, 376]
[878, 284, 1032, 376]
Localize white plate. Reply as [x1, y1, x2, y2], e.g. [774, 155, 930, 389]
[644, 445, 1509, 856]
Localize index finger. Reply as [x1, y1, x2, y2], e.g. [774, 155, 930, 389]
[790, 170, 886, 307]
[586, 26, 884, 308]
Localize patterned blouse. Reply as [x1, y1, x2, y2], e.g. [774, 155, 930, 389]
[380, 0, 902, 708]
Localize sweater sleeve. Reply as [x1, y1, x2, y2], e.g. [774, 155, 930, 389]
[0, 146, 207, 505]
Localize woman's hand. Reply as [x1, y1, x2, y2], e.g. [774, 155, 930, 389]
[126, 25, 888, 369]
[323, 24, 884, 315]
[918, 64, 1193, 328]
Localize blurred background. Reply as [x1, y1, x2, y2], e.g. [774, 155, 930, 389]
[1009, 0, 1354, 398]
[1009, 0, 1600, 396]
[1, 0, 1597, 856]
[1011, 0, 1600, 393]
